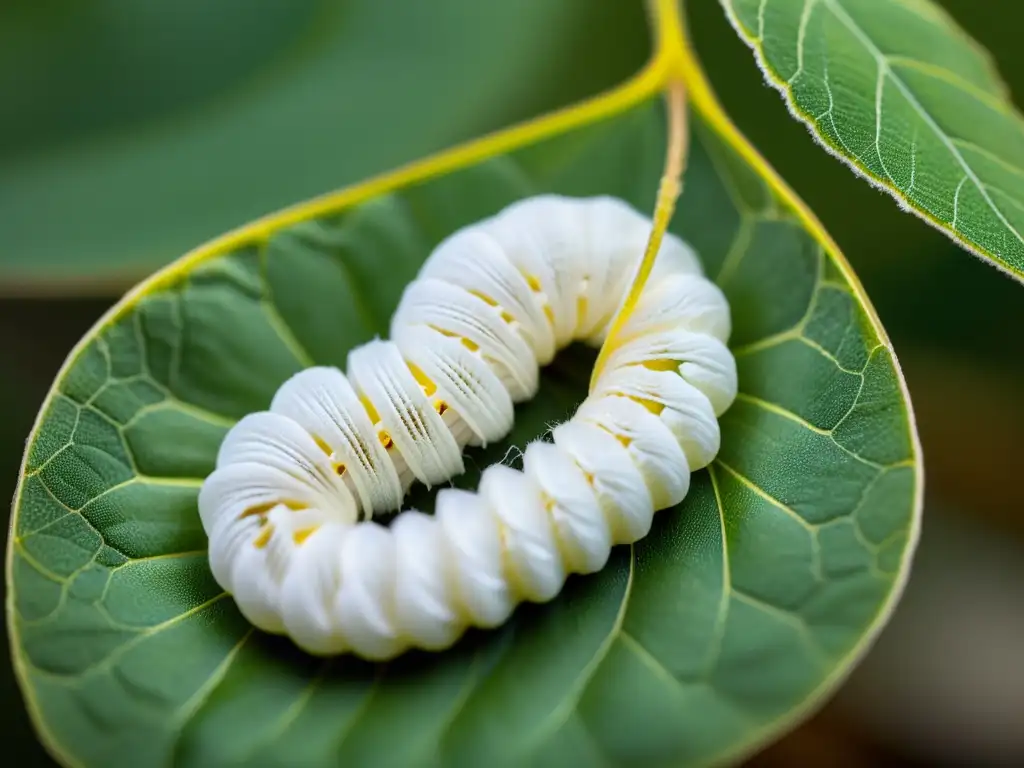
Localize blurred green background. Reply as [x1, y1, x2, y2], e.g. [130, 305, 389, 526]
[3, 0, 1022, 764]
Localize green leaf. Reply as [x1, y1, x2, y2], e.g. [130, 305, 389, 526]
[720, 0, 1024, 282]
[0, 0, 646, 292]
[6, 10, 921, 767]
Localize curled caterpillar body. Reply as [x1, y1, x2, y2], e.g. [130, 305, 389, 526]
[199, 195, 737, 660]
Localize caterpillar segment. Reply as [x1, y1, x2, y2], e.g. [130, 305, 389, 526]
[199, 195, 737, 660]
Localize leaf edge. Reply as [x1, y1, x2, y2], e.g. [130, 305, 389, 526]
[678, 3, 924, 762]
[717, 0, 1024, 285]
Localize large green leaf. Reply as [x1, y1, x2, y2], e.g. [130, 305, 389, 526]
[720, 0, 1024, 282]
[6, 7, 921, 767]
[0, 0, 646, 291]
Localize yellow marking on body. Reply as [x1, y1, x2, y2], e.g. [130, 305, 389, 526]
[468, 290, 516, 325]
[494, 520, 527, 601]
[241, 503, 274, 519]
[635, 397, 666, 415]
[241, 500, 306, 519]
[525, 274, 543, 292]
[253, 524, 275, 549]
[293, 526, 319, 545]
[407, 361, 437, 396]
[379, 430, 393, 449]
[360, 396, 381, 424]
[597, 422, 634, 449]
[642, 359, 680, 372]
[312, 435, 333, 455]
[469, 290, 499, 306]
[431, 325, 481, 352]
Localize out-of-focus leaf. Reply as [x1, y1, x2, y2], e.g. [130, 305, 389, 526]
[0, 0, 647, 291]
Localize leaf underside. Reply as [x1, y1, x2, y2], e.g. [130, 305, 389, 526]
[8, 95, 917, 767]
[722, 0, 1024, 281]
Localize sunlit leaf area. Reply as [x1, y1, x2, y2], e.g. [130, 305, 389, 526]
[3, 1, 1023, 766]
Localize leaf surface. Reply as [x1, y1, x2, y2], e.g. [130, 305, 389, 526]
[721, 0, 1024, 281]
[6, 4, 921, 766]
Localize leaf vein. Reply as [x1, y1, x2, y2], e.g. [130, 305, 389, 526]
[825, 0, 1024, 251]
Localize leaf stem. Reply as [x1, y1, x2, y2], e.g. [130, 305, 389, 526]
[590, 71, 689, 390]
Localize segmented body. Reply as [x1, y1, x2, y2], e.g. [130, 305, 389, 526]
[199, 195, 737, 660]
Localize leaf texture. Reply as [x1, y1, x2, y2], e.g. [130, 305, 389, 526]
[722, 0, 1024, 282]
[7, 5, 921, 766]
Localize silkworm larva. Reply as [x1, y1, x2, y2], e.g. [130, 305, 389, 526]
[198, 194, 737, 660]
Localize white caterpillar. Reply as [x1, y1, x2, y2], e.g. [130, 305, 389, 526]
[198, 195, 737, 660]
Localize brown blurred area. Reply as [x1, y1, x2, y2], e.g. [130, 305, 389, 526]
[2, 1, 1023, 766]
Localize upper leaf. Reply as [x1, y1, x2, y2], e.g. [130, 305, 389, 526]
[721, 0, 1024, 282]
[6, 3, 921, 766]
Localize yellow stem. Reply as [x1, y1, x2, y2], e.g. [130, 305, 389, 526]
[590, 0, 690, 390]
[651, 0, 688, 72]
[590, 4, 690, 391]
